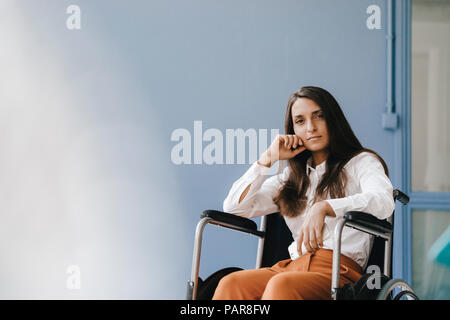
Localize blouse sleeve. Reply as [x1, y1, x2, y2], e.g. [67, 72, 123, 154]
[222, 161, 288, 219]
[324, 152, 395, 220]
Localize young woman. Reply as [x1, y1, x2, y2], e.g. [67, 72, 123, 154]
[212, 86, 395, 300]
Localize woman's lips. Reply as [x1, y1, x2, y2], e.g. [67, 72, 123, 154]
[307, 136, 321, 141]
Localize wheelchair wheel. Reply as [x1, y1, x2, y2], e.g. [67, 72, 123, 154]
[377, 279, 420, 300]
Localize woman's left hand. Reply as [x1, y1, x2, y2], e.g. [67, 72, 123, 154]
[297, 201, 336, 254]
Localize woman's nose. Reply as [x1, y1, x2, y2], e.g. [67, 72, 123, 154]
[306, 120, 316, 132]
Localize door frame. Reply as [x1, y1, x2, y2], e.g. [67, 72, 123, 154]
[393, 0, 412, 284]
[394, 0, 450, 285]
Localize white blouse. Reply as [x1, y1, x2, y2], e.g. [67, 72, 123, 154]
[222, 151, 395, 269]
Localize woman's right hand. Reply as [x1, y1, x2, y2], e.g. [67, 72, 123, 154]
[258, 134, 306, 167]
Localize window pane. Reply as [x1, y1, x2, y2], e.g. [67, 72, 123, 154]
[412, 210, 450, 299]
[411, 0, 450, 192]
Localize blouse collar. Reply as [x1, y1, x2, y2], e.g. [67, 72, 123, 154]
[306, 156, 327, 175]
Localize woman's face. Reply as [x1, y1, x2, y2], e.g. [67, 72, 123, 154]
[291, 97, 330, 154]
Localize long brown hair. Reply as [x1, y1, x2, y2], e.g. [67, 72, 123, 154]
[273, 86, 389, 218]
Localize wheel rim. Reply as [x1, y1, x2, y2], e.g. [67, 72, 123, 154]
[393, 290, 420, 300]
[377, 279, 419, 300]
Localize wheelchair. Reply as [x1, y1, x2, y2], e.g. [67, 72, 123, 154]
[186, 189, 419, 300]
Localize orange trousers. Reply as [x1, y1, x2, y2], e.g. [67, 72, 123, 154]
[212, 248, 363, 300]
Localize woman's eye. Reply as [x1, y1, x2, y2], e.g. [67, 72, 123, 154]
[314, 113, 324, 119]
[295, 119, 303, 124]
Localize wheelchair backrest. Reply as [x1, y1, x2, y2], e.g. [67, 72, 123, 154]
[260, 213, 293, 268]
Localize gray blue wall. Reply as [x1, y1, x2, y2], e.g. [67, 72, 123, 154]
[0, 0, 394, 299]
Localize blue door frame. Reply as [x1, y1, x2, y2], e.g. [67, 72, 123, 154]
[392, 0, 412, 285]
[394, 0, 450, 285]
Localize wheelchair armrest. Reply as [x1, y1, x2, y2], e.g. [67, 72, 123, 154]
[393, 189, 409, 205]
[201, 210, 265, 237]
[344, 211, 393, 236]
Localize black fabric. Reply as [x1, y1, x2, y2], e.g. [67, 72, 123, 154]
[260, 213, 293, 268]
[196, 267, 243, 300]
[366, 236, 386, 273]
[338, 283, 356, 300]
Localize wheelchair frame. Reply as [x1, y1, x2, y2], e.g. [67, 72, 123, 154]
[187, 189, 415, 300]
